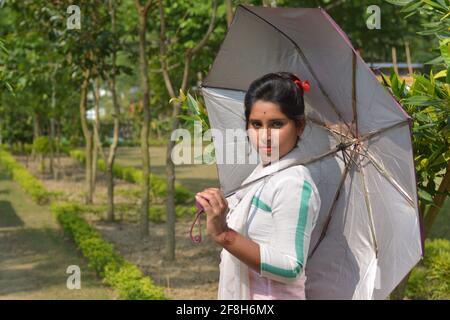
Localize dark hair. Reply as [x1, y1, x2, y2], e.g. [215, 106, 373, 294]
[244, 72, 306, 144]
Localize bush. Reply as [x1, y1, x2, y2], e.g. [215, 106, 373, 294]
[0, 148, 50, 204]
[33, 136, 52, 156]
[104, 262, 166, 300]
[68, 149, 194, 204]
[405, 239, 450, 300]
[149, 204, 197, 223]
[52, 202, 167, 300]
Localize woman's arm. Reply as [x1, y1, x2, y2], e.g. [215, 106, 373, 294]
[195, 188, 261, 273]
[214, 227, 261, 273]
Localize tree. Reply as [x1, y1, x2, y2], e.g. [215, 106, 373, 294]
[158, 0, 219, 260]
[105, 0, 123, 221]
[135, 0, 155, 238]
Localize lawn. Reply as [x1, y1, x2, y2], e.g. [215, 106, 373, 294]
[0, 168, 115, 300]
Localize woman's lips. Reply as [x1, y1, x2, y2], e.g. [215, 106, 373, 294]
[259, 146, 272, 152]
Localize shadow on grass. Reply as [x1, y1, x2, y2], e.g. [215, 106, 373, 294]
[0, 200, 24, 228]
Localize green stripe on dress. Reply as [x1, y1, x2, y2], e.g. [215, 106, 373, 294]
[260, 180, 313, 279]
[251, 196, 272, 213]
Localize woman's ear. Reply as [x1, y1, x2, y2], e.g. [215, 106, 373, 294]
[296, 116, 306, 136]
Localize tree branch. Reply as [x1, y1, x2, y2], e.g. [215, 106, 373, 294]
[190, 0, 218, 56]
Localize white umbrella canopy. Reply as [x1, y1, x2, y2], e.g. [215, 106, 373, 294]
[200, 5, 424, 300]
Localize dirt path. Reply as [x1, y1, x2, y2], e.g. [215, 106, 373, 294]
[94, 217, 221, 300]
[0, 168, 115, 300]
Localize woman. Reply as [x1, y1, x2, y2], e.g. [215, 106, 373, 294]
[195, 72, 321, 300]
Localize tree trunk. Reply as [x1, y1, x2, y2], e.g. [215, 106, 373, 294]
[106, 0, 120, 222]
[159, 0, 218, 260]
[32, 112, 40, 160]
[424, 160, 450, 236]
[56, 119, 61, 179]
[49, 69, 57, 178]
[79, 70, 94, 204]
[92, 77, 101, 199]
[225, 0, 233, 27]
[137, 6, 152, 238]
[165, 121, 177, 260]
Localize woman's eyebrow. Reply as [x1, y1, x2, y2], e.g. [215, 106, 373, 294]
[268, 118, 287, 121]
[248, 118, 287, 121]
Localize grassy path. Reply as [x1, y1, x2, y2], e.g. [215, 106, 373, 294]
[0, 168, 115, 299]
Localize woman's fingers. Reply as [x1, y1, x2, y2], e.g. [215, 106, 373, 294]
[206, 188, 228, 208]
[195, 194, 212, 212]
[197, 188, 228, 215]
[197, 191, 218, 209]
[204, 188, 226, 210]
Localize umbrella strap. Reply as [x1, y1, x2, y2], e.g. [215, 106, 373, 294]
[190, 201, 205, 244]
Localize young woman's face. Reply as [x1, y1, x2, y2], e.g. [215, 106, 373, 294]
[247, 100, 304, 165]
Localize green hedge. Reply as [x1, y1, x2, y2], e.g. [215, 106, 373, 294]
[149, 204, 197, 224]
[69, 150, 192, 204]
[52, 202, 167, 300]
[0, 148, 51, 204]
[405, 238, 450, 300]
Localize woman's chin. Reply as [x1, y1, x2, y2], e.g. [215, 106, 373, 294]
[259, 149, 280, 163]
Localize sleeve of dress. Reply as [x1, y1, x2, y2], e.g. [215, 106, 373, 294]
[258, 174, 321, 284]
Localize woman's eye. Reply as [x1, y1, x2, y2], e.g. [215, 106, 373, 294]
[272, 121, 284, 128]
[251, 122, 261, 128]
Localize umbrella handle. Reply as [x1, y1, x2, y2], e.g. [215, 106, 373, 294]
[190, 200, 205, 244]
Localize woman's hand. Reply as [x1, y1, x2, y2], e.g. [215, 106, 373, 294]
[195, 187, 229, 242]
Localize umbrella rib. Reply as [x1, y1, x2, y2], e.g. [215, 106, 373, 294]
[352, 51, 359, 137]
[364, 150, 416, 209]
[357, 120, 410, 143]
[240, 5, 354, 136]
[307, 116, 352, 142]
[358, 166, 379, 258]
[308, 115, 409, 148]
[308, 157, 352, 259]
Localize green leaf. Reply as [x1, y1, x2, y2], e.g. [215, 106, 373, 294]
[425, 55, 445, 65]
[385, 0, 414, 5]
[403, 96, 441, 106]
[418, 188, 434, 204]
[440, 42, 450, 67]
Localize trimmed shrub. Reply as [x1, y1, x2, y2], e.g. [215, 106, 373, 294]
[149, 204, 197, 224]
[52, 202, 167, 300]
[0, 148, 50, 204]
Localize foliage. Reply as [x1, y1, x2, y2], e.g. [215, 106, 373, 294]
[382, 70, 450, 206]
[383, 0, 450, 210]
[0, 147, 50, 204]
[69, 149, 193, 204]
[149, 204, 197, 224]
[33, 136, 52, 156]
[52, 202, 167, 300]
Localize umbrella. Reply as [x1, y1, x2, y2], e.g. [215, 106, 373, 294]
[199, 5, 424, 300]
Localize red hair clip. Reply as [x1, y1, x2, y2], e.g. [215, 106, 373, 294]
[294, 79, 310, 93]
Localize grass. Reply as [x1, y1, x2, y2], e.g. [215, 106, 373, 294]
[0, 168, 115, 299]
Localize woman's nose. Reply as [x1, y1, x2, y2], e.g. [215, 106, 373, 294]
[259, 128, 271, 144]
